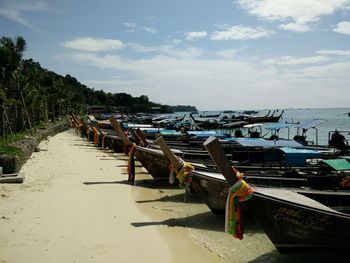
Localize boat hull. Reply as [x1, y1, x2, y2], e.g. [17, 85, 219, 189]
[247, 190, 350, 252]
[135, 146, 182, 180]
[191, 171, 229, 213]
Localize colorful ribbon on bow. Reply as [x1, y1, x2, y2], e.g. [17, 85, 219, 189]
[225, 170, 254, 240]
[169, 158, 194, 189]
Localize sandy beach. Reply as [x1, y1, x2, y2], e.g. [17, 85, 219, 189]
[2, 129, 345, 263]
[0, 130, 225, 263]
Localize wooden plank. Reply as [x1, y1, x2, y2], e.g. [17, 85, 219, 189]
[129, 129, 141, 145]
[155, 136, 182, 169]
[203, 136, 236, 186]
[89, 122, 104, 136]
[109, 118, 133, 146]
[136, 128, 149, 146]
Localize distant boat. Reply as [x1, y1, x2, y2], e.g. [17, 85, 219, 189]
[199, 111, 221, 118]
[336, 112, 350, 117]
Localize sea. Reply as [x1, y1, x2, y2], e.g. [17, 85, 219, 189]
[174, 107, 350, 146]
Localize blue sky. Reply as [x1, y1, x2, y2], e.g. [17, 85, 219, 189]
[1, 0, 350, 110]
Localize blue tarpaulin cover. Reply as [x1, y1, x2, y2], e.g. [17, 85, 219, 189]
[143, 128, 167, 134]
[160, 130, 182, 136]
[265, 123, 293, 131]
[232, 138, 304, 148]
[279, 147, 321, 166]
[187, 131, 228, 138]
[296, 119, 327, 130]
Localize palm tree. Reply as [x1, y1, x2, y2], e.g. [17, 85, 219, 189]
[0, 36, 28, 133]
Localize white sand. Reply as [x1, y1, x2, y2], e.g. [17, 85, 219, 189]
[0, 130, 224, 263]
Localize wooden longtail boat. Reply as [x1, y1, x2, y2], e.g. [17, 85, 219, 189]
[134, 146, 182, 180]
[246, 187, 350, 252]
[109, 118, 183, 180]
[95, 126, 124, 152]
[203, 136, 350, 253]
[131, 129, 348, 186]
[248, 110, 284, 124]
[190, 166, 350, 213]
[153, 137, 343, 214]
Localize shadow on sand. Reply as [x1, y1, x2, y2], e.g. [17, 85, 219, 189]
[131, 210, 264, 234]
[83, 180, 131, 185]
[115, 164, 143, 167]
[136, 192, 202, 204]
[82, 179, 178, 190]
[131, 211, 225, 232]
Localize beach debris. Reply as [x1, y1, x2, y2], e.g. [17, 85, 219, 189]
[0, 169, 25, 184]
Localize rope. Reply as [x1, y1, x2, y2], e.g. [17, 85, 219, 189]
[92, 127, 99, 145]
[127, 143, 137, 182]
[340, 176, 350, 189]
[168, 164, 176, 184]
[102, 133, 107, 148]
[78, 123, 83, 136]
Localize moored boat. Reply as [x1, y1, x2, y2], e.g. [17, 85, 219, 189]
[203, 136, 350, 253]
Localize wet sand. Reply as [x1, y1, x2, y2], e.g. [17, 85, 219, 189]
[0, 130, 346, 262]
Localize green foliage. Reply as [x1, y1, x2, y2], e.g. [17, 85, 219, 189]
[0, 35, 197, 139]
[170, 105, 198, 112]
[0, 133, 25, 156]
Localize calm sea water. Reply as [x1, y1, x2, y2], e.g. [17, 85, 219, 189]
[280, 108, 350, 145]
[176, 108, 350, 146]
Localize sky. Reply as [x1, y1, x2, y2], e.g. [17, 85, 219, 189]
[1, 0, 350, 110]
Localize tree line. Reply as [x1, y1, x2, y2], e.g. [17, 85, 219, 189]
[0, 36, 197, 138]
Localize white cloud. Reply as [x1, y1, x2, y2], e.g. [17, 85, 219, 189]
[87, 79, 143, 86]
[333, 21, 350, 35]
[127, 43, 158, 52]
[186, 31, 208, 40]
[122, 22, 158, 34]
[67, 52, 132, 71]
[211, 25, 274, 40]
[317, 49, 350, 56]
[159, 46, 204, 59]
[168, 38, 182, 45]
[64, 48, 350, 109]
[238, 0, 350, 32]
[123, 22, 136, 27]
[0, 0, 50, 29]
[278, 22, 310, 32]
[123, 22, 137, 32]
[143, 27, 158, 34]
[127, 43, 203, 59]
[263, 55, 330, 65]
[62, 37, 125, 52]
[216, 49, 239, 59]
[144, 15, 155, 21]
